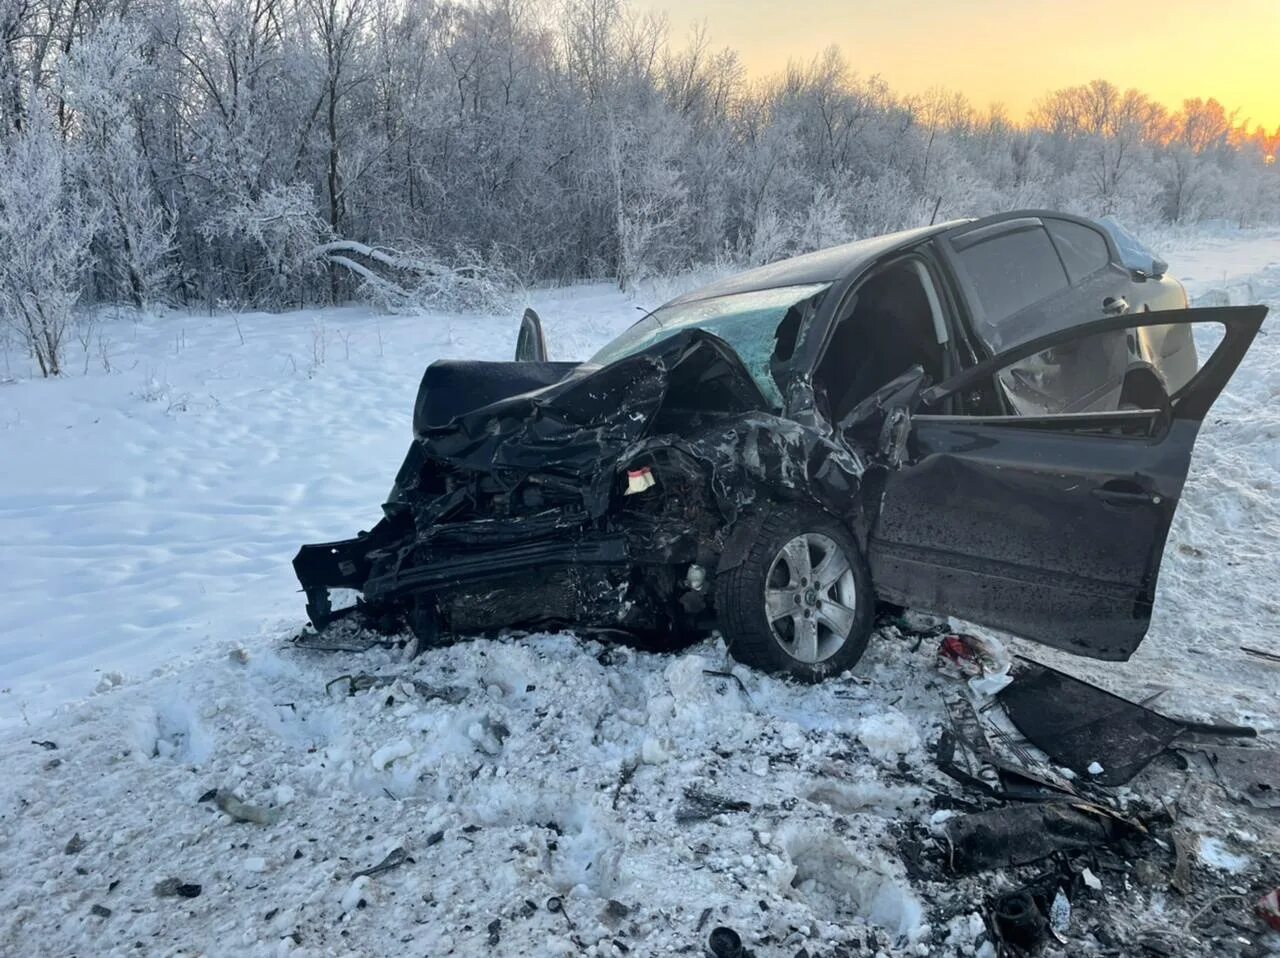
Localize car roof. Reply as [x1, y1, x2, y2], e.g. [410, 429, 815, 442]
[663, 219, 971, 306]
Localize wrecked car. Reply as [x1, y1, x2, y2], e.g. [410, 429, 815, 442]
[294, 210, 1266, 680]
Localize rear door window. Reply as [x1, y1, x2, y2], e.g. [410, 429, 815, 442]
[1045, 219, 1110, 283]
[954, 225, 1069, 327]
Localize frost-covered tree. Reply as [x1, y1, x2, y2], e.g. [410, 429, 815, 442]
[0, 110, 95, 376]
[0, 0, 1275, 316]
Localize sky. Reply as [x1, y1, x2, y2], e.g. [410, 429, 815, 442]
[634, 0, 1280, 131]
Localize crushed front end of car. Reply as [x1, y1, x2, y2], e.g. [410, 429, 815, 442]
[293, 329, 870, 647]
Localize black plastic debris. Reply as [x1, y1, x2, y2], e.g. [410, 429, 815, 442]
[999, 658, 1185, 785]
[992, 890, 1046, 950]
[154, 879, 202, 898]
[353, 846, 409, 879]
[707, 926, 744, 958]
[941, 803, 1124, 873]
[676, 787, 752, 823]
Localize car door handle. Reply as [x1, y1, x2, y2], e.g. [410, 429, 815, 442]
[1092, 479, 1161, 506]
[1102, 296, 1130, 315]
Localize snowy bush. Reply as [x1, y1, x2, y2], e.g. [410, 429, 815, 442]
[0, 114, 95, 377]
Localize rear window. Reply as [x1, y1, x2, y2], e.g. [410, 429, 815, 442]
[1046, 219, 1110, 283]
[956, 226, 1069, 326]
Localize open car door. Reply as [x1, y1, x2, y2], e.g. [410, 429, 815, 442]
[867, 306, 1266, 660]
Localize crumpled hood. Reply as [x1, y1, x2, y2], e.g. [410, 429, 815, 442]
[407, 328, 769, 480]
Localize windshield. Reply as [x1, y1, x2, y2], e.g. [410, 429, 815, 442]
[589, 283, 831, 409]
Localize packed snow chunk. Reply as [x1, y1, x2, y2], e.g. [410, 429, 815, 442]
[340, 875, 371, 913]
[640, 736, 674, 764]
[1087, 761, 1105, 776]
[855, 710, 920, 761]
[371, 738, 414, 771]
[782, 828, 926, 941]
[1199, 836, 1251, 873]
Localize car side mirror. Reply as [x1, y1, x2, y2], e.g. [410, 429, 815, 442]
[514, 308, 548, 362]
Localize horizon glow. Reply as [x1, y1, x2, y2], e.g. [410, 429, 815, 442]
[634, 0, 1279, 131]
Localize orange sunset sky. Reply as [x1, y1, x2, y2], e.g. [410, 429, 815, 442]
[634, 0, 1280, 130]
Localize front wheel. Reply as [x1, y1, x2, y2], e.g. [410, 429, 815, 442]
[717, 505, 874, 682]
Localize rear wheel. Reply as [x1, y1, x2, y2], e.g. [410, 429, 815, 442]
[717, 505, 874, 681]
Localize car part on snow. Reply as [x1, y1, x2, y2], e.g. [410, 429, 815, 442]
[992, 890, 1047, 950]
[707, 926, 752, 958]
[998, 658, 1186, 786]
[937, 697, 1079, 800]
[154, 879, 202, 898]
[940, 803, 1131, 873]
[352, 846, 410, 879]
[676, 787, 752, 823]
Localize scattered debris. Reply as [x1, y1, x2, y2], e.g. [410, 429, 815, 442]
[90, 904, 111, 919]
[154, 879, 202, 898]
[352, 846, 410, 879]
[998, 658, 1185, 785]
[675, 786, 752, 823]
[935, 633, 1012, 695]
[1240, 645, 1280, 664]
[64, 833, 84, 855]
[31, 740, 57, 750]
[1182, 743, 1280, 808]
[325, 671, 469, 703]
[214, 789, 283, 825]
[487, 917, 501, 946]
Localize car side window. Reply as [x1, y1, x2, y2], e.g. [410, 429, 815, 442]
[954, 226, 1069, 326]
[1045, 219, 1110, 283]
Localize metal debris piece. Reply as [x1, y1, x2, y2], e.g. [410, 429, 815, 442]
[1240, 645, 1280, 664]
[675, 787, 752, 823]
[353, 846, 410, 879]
[325, 671, 469, 703]
[999, 658, 1185, 785]
[214, 790, 283, 825]
[31, 740, 57, 750]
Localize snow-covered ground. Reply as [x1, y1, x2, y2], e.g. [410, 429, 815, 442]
[1, 230, 1278, 956]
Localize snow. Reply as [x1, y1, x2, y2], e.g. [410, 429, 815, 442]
[2, 230, 1280, 954]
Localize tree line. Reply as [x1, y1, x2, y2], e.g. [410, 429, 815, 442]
[1, 0, 1276, 374]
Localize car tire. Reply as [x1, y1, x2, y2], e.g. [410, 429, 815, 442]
[717, 504, 874, 682]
